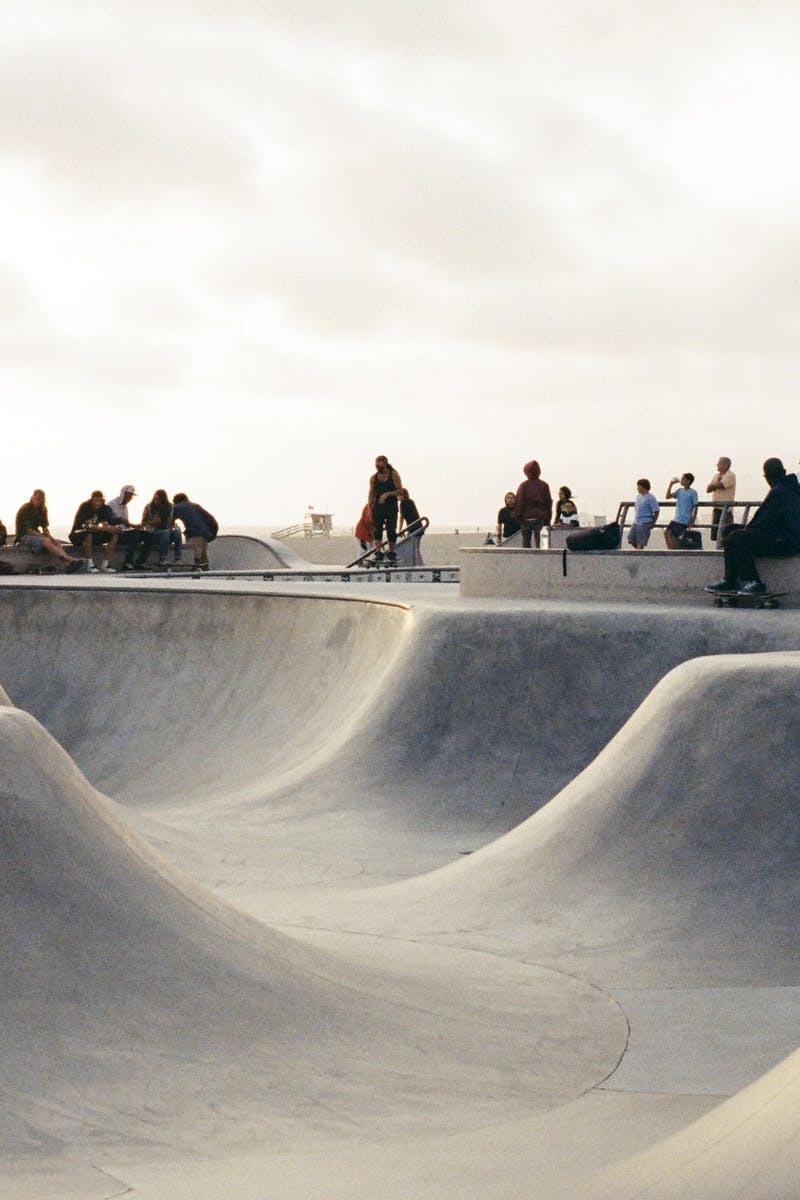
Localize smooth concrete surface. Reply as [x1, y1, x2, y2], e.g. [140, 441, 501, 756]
[1, 576, 800, 1197]
[461, 545, 800, 605]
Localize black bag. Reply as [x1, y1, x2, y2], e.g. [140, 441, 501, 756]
[0, 520, 7, 547]
[677, 529, 702, 550]
[565, 522, 621, 551]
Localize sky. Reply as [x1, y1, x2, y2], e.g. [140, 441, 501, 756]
[2, 0, 799, 531]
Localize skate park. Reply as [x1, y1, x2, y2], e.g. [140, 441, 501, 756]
[1, 544, 800, 1200]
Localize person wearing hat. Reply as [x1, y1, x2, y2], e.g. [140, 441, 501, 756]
[69, 489, 120, 572]
[108, 484, 144, 570]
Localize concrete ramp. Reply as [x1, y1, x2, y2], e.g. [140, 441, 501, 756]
[0, 704, 625, 1160]
[581, 1043, 800, 1199]
[3, 583, 800, 1196]
[329, 651, 800, 986]
[210, 534, 308, 569]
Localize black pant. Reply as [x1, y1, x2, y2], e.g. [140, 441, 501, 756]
[710, 506, 734, 543]
[372, 502, 397, 544]
[116, 528, 145, 565]
[723, 527, 795, 585]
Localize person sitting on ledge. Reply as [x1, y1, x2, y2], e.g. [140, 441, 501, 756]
[15, 489, 83, 571]
[705, 457, 800, 596]
[69, 489, 119, 572]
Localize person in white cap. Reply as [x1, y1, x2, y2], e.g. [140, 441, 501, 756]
[108, 484, 144, 570]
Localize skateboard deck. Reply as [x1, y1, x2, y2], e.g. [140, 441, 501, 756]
[707, 589, 786, 610]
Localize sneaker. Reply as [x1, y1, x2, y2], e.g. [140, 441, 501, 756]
[704, 579, 735, 594]
[99, 561, 116, 572]
[65, 558, 84, 573]
[158, 559, 168, 568]
[86, 561, 99, 574]
[738, 579, 767, 595]
[386, 552, 398, 567]
[122, 561, 134, 572]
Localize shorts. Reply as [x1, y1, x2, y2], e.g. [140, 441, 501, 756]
[627, 522, 653, 547]
[666, 520, 688, 537]
[19, 533, 46, 551]
[372, 502, 397, 544]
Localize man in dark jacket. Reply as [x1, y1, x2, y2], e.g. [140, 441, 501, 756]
[172, 493, 218, 571]
[514, 460, 553, 549]
[705, 458, 800, 595]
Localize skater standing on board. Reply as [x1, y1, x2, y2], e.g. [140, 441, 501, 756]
[705, 458, 800, 597]
[514, 461, 552, 549]
[369, 455, 403, 566]
[705, 456, 736, 543]
[626, 480, 659, 549]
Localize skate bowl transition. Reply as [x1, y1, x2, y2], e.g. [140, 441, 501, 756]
[1, 575, 800, 1199]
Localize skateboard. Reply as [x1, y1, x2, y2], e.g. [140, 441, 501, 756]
[707, 589, 786, 610]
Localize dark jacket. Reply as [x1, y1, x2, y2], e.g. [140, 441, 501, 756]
[173, 501, 218, 541]
[70, 500, 115, 536]
[748, 473, 800, 551]
[514, 460, 553, 524]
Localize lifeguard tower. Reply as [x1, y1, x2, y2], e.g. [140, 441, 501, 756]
[272, 508, 334, 539]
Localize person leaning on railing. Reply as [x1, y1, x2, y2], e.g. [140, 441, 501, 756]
[706, 456, 736, 542]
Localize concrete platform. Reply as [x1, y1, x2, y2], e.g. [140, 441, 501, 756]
[461, 545, 800, 606]
[1, 574, 800, 1198]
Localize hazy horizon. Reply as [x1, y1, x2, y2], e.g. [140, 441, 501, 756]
[3, 1, 799, 531]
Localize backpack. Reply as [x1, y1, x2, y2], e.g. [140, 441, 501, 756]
[565, 522, 621, 551]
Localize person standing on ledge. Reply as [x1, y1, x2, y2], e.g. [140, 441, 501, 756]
[369, 455, 403, 565]
[705, 458, 800, 596]
[495, 491, 520, 544]
[706, 456, 736, 543]
[626, 479, 659, 549]
[514, 460, 552, 548]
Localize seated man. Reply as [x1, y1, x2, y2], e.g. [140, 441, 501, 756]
[108, 484, 144, 570]
[705, 458, 800, 595]
[70, 490, 119, 572]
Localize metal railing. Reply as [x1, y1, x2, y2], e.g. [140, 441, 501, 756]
[613, 499, 755, 548]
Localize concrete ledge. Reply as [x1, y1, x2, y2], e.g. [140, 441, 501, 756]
[460, 547, 800, 607]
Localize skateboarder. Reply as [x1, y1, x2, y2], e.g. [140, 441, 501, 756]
[705, 457, 800, 596]
[369, 455, 403, 566]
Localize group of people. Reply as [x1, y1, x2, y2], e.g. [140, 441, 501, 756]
[490, 452, 800, 598]
[494, 467, 579, 548]
[356, 456, 425, 566]
[2, 485, 218, 574]
[625, 457, 737, 550]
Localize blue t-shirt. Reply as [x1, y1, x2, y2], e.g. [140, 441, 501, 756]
[673, 487, 698, 525]
[634, 493, 659, 524]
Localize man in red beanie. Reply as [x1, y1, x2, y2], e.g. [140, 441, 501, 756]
[514, 460, 553, 549]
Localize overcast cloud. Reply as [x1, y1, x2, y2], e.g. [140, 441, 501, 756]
[2, 1, 799, 529]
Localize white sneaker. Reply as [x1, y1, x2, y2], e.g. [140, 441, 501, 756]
[100, 561, 116, 572]
[86, 561, 99, 574]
